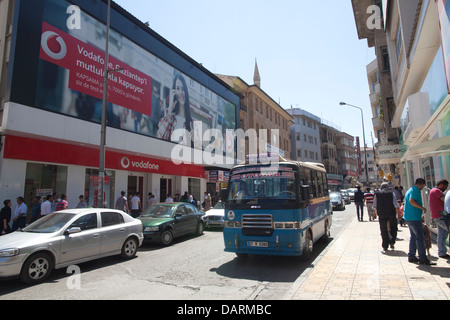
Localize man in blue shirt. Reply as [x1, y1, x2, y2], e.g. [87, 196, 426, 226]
[404, 178, 435, 265]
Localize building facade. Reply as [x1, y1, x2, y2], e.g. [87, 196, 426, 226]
[287, 108, 322, 163]
[0, 0, 240, 217]
[216, 66, 294, 159]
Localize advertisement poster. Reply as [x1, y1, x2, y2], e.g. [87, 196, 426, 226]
[436, 0, 450, 93]
[31, 0, 236, 151]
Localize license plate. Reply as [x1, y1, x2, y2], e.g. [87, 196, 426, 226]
[247, 241, 268, 248]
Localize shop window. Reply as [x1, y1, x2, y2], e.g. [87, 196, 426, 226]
[24, 163, 68, 220]
[84, 169, 116, 208]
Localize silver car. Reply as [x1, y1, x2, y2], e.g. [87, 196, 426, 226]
[0, 209, 143, 284]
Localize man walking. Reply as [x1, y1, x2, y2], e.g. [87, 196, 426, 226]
[354, 186, 365, 221]
[404, 178, 435, 265]
[373, 182, 400, 252]
[429, 179, 449, 258]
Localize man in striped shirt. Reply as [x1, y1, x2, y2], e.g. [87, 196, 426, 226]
[364, 187, 375, 221]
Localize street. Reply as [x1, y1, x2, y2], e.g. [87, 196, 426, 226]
[0, 205, 356, 300]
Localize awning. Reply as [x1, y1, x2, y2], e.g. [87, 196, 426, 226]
[402, 135, 450, 161]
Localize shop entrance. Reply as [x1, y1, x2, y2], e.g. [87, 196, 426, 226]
[160, 178, 172, 202]
[127, 175, 144, 202]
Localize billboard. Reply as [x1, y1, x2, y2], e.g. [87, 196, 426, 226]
[8, 0, 237, 152]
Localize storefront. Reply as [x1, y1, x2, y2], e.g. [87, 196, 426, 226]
[0, 0, 240, 218]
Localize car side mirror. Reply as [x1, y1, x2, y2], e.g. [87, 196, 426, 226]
[175, 213, 182, 218]
[65, 227, 81, 235]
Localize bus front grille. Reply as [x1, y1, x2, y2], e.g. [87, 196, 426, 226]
[242, 214, 273, 236]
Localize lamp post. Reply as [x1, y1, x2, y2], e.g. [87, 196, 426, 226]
[339, 102, 369, 185]
[98, 0, 123, 208]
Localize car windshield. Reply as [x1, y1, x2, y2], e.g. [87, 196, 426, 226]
[142, 205, 174, 218]
[23, 212, 77, 233]
[212, 202, 225, 210]
[330, 193, 341, 201]
[227, 169, 297, 204]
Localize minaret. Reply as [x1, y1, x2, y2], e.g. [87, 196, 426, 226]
[253, 59, 261, 88]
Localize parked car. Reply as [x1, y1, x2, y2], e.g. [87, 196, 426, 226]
[203, 201, 225, 229]
[340, 190, 351, 204]
[139, 202, 204, 246]
[0, 209, 143, 284]
[330, 192, 346, 211]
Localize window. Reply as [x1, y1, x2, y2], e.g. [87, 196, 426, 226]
[101, 211, 124, 227]
[185, 204, 196, 214]
[175, 205, 187, 216]
[69, 213, 97, 231]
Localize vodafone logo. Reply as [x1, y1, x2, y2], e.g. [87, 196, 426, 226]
[120, 156, 130, 169]
[41, 31, 67, 60]
[120, 156, 160, 172]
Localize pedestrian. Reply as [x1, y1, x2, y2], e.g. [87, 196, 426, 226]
[115, 191, 129, 213]
[76, 195, 88, 208]
[203, 192, 212, 211]
[180, 191, 188, 202]
[445, 188, 450, 214]
[55, 194, 68, 211]
[404, 178, 435, 265]
[394, 186, 403, 202]
[51, 192, 58, 212]
[354, 186, 365, 221]
[30, 196, 41, 223]
[12, 196, 27, 232]
[130, 192, 142, 218]
[147, 193, 157, 208]
[364, 187, 375, 221]
[0, 200, 12, 235]
[373, 182, 400, 252]
[165, 194, 174, 202]
[397, 199, 406, 227]
[41, 194, 53, 217]
[428, 179, 449, 258]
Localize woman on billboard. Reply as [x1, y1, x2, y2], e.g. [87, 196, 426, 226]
[157, 73, 193, 145]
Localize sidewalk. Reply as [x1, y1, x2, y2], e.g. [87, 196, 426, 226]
[290, 218, 450, 300]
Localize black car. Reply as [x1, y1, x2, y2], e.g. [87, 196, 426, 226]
[139, 203, 204, 246]
[330, 192, 346, 211]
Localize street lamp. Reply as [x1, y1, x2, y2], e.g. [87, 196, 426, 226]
[98, 0, 123, 208]
[339, 102, 369, 185]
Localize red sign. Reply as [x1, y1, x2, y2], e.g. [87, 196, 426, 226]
[3, 135, 205, 179]
[39, 22, 152, 116]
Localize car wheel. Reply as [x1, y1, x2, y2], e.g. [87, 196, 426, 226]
[160, 229, 173, 246]
[121, 237, 138, 260]
[20, 252, 54, 285]
[196, 221, 204, 236]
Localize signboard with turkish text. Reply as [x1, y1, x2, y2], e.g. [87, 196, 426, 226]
[39, 22, 152, 116]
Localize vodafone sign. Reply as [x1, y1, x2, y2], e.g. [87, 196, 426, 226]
[39, 22, 152, 116]
[120, 156, 160, 171]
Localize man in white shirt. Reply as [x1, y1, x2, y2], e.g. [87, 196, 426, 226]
[12, 197, 27, 231]
[445, 190, 450, 213]
[130, 192, 142, 218]
[40, 194, 53, 217]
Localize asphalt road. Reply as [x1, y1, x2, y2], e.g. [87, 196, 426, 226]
[0, 204, 356, 300]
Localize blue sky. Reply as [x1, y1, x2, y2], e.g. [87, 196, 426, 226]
[114, 0, 377, 146]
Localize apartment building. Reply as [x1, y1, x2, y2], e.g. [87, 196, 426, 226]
[287, 108, 322, 163]
[384, 0, 449, 188]
[216, 63, 294, 158]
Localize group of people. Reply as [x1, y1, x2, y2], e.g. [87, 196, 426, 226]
[114, 190, 216, 218]
[0, 192, 88, 235]
[352, 178, 450, 266]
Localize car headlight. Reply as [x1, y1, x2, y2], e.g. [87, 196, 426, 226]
[144, 226, 160, 232]
[0, 249, 20, 257]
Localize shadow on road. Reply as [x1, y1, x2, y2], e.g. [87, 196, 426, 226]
[211, 237, 333, 283]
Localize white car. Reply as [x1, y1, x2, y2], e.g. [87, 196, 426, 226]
[202, 202, 225, 228]
[0, 209, 143, 284]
